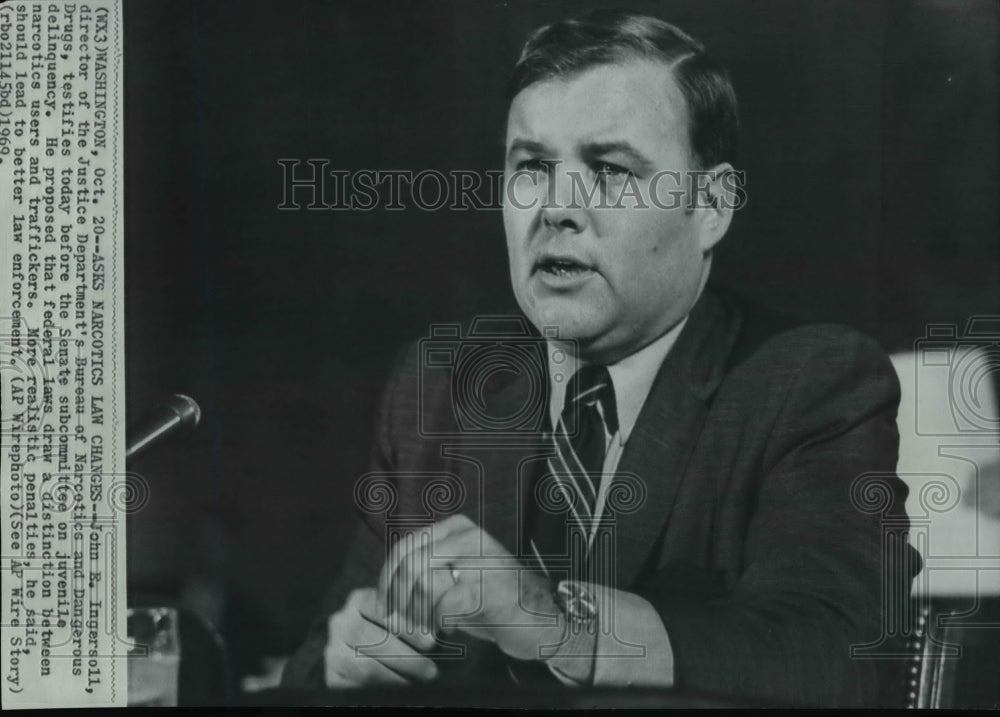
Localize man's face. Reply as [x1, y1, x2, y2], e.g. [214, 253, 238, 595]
[503, 60, 725, 364]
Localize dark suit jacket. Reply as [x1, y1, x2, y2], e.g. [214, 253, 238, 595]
[282, 287, 920, 706]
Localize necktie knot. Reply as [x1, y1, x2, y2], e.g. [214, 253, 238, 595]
[563, 364, 619, 437]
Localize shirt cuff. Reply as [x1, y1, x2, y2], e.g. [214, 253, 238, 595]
[542, 583, 676, 688]
[545, 621, 598, 685]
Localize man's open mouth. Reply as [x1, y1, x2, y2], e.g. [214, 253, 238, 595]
[535, 256, 594, 277]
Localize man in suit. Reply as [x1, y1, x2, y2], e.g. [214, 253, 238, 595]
[283, 10, 919, 705]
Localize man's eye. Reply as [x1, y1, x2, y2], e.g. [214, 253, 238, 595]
[515, 158, 548, 172]
[595, 161, 632, 178]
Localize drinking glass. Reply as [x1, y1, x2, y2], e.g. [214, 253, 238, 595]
[127, 606, 180, 706]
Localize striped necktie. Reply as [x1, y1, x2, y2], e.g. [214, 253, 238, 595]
[546, 364, 619, 551]
[510, 366, 618, 686]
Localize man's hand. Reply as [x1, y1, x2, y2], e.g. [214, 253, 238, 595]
[323, 587, 439, 688]
[377, 514, 564, 662]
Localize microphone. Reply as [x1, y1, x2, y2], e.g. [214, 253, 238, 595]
[126, 394, 202, 462]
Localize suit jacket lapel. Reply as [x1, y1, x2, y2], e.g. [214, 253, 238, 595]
[612, 289, 742, 589]
[447, 341, 553, 560]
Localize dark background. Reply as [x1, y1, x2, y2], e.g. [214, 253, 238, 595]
[122, 0, 998, 675]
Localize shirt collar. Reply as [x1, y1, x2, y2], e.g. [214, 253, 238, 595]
[546, 316, 689, 446]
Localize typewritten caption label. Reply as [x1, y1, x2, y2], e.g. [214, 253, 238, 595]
[0, 0, 125, 708]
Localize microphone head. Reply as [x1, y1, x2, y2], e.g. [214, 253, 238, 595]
[125, 394, 203, 463]
[165, 394, 201, 429]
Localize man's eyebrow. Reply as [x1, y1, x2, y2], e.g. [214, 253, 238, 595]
[505, 138, 549, 161]
[583, 141, 656, 172]
[504, 138, 656, 172]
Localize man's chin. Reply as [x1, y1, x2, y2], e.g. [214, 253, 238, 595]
[526, 308, 607, 347]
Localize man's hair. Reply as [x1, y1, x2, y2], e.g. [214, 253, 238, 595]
[506, 9, 739, 169]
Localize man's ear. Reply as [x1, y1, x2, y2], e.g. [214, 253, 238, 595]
[694, 162, 739, 254]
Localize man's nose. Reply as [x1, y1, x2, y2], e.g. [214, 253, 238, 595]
[540, 163, 589, 233]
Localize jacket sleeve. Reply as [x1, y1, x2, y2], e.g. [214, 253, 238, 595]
[634, 329, 920, 706]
